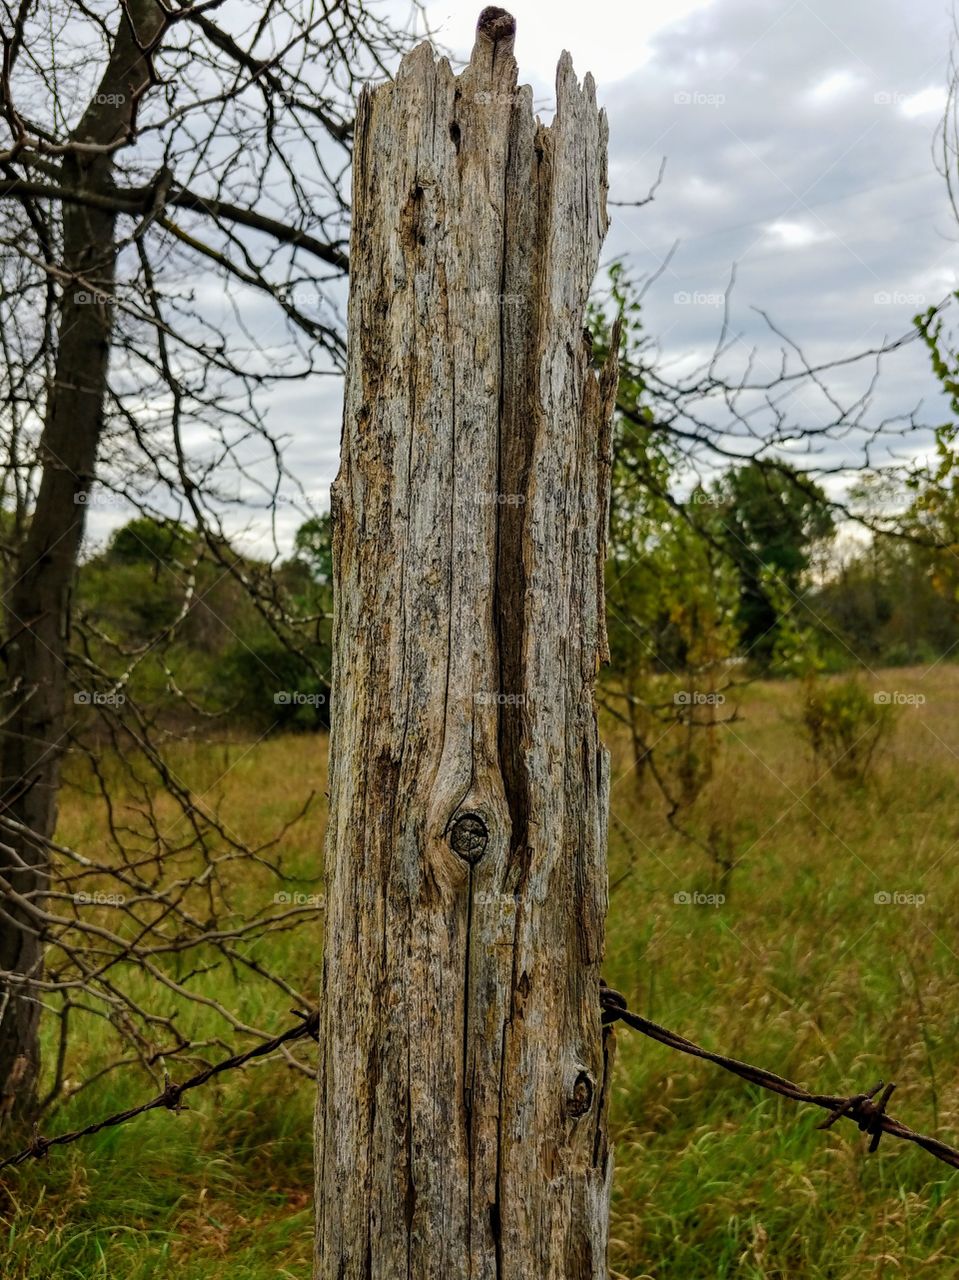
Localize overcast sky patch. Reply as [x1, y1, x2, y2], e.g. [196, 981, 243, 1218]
[89, 0, 959, 554]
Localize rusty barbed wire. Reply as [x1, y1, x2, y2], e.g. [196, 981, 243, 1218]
[600, 981, 959, 1171]
[0, 1008, 319, 1171]
[3, 990, 959, 1177]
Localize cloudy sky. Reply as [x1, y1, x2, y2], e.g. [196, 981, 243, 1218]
[86, 0, 959, 552]
[286, 0, 956, 546]
[416, 0, 956, 343]
[417, 1, 954, 441]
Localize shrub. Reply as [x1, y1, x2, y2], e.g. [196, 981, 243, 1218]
[800, 676, 896, 783]
[215, 640, 330, 732]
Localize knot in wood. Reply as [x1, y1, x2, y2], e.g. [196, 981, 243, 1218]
[477, 7, 516, 42]
[567, 1071, 595, 1118]
[449, 812, 489, 864]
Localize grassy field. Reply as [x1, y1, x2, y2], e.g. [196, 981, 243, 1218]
[3, 666, 958, 1278]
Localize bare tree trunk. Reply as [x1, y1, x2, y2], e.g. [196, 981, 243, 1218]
[0, 0, 165, 1122]
[316, 10, 619, 1276]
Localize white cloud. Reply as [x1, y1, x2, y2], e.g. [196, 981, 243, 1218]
[806, 69, 864, 104]
[681, 174, 733, 206]
[763, 219, 833, 248]
[899, 85, 948, 118]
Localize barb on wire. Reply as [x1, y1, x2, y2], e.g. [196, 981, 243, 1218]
[0, 1008, 319, 1172]
[600, 981, 959, 1171]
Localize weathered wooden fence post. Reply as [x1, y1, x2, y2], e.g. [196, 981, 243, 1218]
[316, 8, 619, 1276]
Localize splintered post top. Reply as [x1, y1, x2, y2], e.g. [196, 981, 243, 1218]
[477, 7, 516, 43]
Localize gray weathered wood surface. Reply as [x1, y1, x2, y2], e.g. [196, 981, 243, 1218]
[315, 9, 619, 1276]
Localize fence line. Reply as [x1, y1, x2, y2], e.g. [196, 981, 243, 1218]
[0, 1008, 319, 1171]
[3, 990, 958, 1174]
[600, 982, 959, 1169]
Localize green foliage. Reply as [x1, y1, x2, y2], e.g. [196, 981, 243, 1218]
[812, 537, 957, 667]
[801, 310, 959, 669]
[590, 265, 835, 687]
[215, 639, 329, 731]
[799, 676, 896, 783]
[708, 462, 835, 666]
[74, 516, 333, 734]
[586, 267, 745, 826]
[292, 513, 333, 584]
[917, 303, 959, 418]
[78, 518, 199, 639]
[590, 264, 740, 677]
[107, 517, 194, 567]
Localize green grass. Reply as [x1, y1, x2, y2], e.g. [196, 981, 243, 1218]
[4, 666, 959, 1277]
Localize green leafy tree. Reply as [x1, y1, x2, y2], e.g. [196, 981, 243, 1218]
[708, 462, 835, 665]
[293, 514, 334, 585]
[74, 516, 334, 731]
[589, 265, 742, 802]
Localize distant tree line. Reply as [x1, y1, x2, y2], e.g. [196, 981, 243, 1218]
[73, 514, 334, 734]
